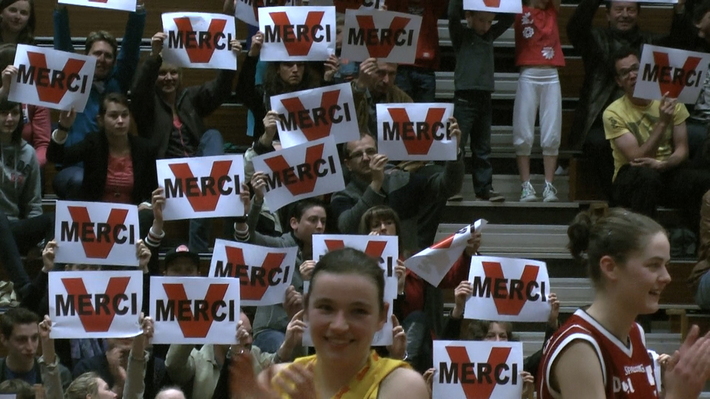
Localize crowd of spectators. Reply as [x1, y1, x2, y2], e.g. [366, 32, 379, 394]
[2, 0, 710, 397]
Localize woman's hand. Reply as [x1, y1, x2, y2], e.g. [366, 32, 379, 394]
[299, 260, 316, 281]
[464, 231, 482, 257]
[251, 172, 267, 202]
[136, 240, 151, 274]
[521, 371, 534, 399]
[663, 325, 710, 399]
[0, 65, 18, 98]
[42, 240, 58, 273]
[387, 315, 407, 361]
[249, 31, 264, 57]
[323, 54, 340, 82]
[231, 39, 243, 55]
[452, 281, 472, 319]
[239, 182, 252, 215]
[547, 293, 560, 329]
[395, 259, 406, 295]
[263, 110, 279, 139]
[151, 32, 166, 56]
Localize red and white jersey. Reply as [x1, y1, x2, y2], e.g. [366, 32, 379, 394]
[537, 309, 659, 398]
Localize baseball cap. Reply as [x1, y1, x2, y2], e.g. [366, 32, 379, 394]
[164, 244, 200, 268]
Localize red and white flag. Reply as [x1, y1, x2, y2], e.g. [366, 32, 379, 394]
[405, 220, 486, 286]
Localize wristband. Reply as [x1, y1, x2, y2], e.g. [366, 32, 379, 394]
[234, 214, 249, 224]
[57, 122, 70, 132]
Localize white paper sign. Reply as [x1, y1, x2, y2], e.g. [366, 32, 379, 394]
[270, 83, 359, 149]
[463, 0, 522, 13]
[258, 6, 337, 61]
[9, 45, 96, 112]
[377, 103, 456, 161]
[54, 201, 140, 267]
[157, 154, 245, 221]
[208, 239, 298, 306]
[433, 340, 524, 399]
[49, 270, 143, 339]
[633, 44, 710, 103]
[340, 10, 422, 64]
[235, 0, 298, 26]
[58, 0, 136, 12]
[309, 0, 383, 13]
[150, 276, 240, 344]
[312, 234, 399, 299]
[405, 220, 486, 286]
[251, 137, 345, 210]
[464, 256, 551, 322]
[161, 13, 237, 70]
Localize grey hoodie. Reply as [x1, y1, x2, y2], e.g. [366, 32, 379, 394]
[1, 139, 42, 220]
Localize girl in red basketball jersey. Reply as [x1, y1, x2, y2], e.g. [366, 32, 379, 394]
[537, 208, 710, 399]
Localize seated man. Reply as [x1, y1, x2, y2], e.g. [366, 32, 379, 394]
[603, 47, 710, 219]
[331, 123, 464, 253]
[0, 308, 71, 390]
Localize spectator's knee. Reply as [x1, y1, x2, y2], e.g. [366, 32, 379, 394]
[202, 129, 224, 146]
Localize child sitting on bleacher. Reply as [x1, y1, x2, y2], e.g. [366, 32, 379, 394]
[448, 0, 514, 202]
[512, 0, 564, 202]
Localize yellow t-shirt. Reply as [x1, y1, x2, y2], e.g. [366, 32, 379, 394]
[275, 351, 408, 399]
[603, 96, 689, 181]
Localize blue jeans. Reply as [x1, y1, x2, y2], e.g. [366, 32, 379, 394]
[395, 66, 436, 103]
[454, 92, 493, 196]
[189, 129, 225, 253]
[53, 165, 84, 200]
[253, 329, 286, 353]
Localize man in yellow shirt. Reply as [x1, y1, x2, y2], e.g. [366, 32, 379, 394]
[603, 48, 710, 217]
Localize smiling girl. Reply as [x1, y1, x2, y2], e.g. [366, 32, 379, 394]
[229, 248, 428, 399]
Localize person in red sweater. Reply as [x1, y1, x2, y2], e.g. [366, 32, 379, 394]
[359, 205, 480, 372]
[387, 0, 449, 103]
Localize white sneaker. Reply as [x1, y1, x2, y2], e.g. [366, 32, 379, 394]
[554, 165, 568, 176]
[520, 181, 539, 202]
[543, 182, 559, 202]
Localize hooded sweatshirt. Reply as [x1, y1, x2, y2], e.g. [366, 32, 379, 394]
[0, 139, 42, 221]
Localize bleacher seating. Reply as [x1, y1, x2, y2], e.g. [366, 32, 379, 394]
[22, 0, 701, 345]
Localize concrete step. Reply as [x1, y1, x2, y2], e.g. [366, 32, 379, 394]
[456, 174, 570, 202]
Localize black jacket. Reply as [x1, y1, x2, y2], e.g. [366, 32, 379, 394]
[47, 132, 157, 204]
[130, 54, 236, 158]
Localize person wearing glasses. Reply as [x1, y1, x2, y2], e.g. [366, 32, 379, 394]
[602, 47, 710, 219]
